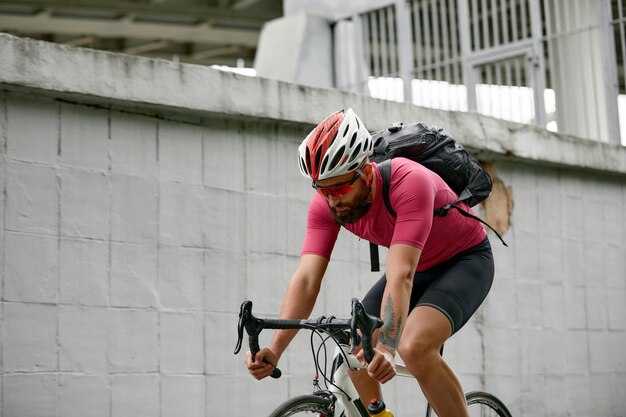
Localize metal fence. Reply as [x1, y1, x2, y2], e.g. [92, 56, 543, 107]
[610, 0, 626, 142]
[349, 0, 623, 144]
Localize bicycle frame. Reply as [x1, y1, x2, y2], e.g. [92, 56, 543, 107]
[324, 341, 414, 417]
[325, 343, 366, 417]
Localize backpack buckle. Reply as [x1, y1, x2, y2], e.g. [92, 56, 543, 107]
[388, 122, 404, 133]
[434, 204, 452, 217]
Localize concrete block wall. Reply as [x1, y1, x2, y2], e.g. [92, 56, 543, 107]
[458, 164, 626, 417]
[1, 34, 625, 417]
[0, 93, 330, 417]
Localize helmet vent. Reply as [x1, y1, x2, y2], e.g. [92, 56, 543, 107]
[320, 154, 329, 174]
[343, 124, 350, 137]
[328, 145, 346, 171]
[315, 147, 323, 173]
[313, 125, 325, 144]
[300, 157, 308, 175]
[348, 143, 362, 163]
[305, 146, 312, 174]
[349, 132, 357, 148]
[347, 162, 359, 171]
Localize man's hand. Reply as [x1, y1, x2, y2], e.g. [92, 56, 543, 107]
[356, 345, 397, 384]
[245, 348, 279, 380]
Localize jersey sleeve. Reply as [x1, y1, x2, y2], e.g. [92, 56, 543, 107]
[388, 164, 436, 249]
[301, 193, 340, 259]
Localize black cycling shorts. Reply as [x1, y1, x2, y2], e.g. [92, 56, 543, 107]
[362, 237, 494, 335]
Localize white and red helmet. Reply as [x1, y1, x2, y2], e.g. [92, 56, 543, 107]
[298, 108, 373, 181]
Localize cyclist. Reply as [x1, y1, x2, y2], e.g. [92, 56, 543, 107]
[245, 108, 494, 417]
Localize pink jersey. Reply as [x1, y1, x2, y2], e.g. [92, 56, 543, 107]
[301, 158, 487, 271]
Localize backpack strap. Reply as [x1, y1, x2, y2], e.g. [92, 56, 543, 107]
[369, 242, 380, 272]
[378, 159, 396, 217]
[434, 203, 508, 247]
[369, 159, 393, 272]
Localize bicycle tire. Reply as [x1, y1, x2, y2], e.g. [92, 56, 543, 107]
[268, 394, 334, 417]
[465, 390, 513, 417]
[426, 390, 512, 417]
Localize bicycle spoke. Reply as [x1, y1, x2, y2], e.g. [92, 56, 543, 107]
[268, 395, 335, 417]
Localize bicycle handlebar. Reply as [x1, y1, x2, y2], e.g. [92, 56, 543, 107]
[234, 298, 384, 379]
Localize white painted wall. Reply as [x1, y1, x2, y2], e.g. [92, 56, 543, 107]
[0, 34, 625, 417]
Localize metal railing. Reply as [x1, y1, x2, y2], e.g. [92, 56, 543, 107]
[342, 0, 623, 144]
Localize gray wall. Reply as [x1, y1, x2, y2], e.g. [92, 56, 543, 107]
[1, 34, 625, 417]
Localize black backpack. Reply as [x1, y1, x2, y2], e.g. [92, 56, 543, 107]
[367, 122, 507, 272]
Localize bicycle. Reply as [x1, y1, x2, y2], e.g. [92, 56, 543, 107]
[234, 298, 512, 417]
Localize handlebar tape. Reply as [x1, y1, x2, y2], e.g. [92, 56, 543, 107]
[250, 336, 282, 379]
[362, 333, 375, 363]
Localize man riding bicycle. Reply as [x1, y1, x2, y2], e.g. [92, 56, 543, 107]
[245, 108, 494, 417]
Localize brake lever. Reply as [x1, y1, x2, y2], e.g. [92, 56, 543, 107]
[233, 300, 250, 354]
[234, 300, 263, 360]
[234, 300, 282, 379]
[349, 298, 360, 354]
[349, 298, 383, 363]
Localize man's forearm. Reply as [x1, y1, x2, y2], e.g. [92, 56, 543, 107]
[378, 280, 410, 354]
[269, 274, 321, 358]
[378, 244, 420, 354]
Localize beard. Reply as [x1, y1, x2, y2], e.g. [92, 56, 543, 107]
[329, 182, 372, 225]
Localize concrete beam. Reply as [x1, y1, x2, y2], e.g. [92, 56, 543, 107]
[122, 40, 172, 55]
[189, 46, 247, 61]
[0, 14, 260, 47]
[0, 0, 277, 23]
[64, 35, 99, 47]
[232, 0, 262, 10]
[1, 33, 625, 176]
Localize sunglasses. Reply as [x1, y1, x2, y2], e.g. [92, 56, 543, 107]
[312, 170, 363, 198]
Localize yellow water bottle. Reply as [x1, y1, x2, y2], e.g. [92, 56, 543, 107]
[367, 399, 394, 417]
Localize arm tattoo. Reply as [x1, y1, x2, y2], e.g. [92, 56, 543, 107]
[378, 294, 404, 353]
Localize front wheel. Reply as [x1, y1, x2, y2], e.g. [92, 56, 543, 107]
[269, 394, 335, 417]
[427, 390, 513, 417]
[465, 391, 513, 417]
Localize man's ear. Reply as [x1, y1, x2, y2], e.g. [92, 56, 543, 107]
[363, 162, 374, 185]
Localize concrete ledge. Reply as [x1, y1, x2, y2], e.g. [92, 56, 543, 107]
[1, 33, 625, 176]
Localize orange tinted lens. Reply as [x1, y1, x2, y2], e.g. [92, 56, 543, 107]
[317, 183, 354, 198]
